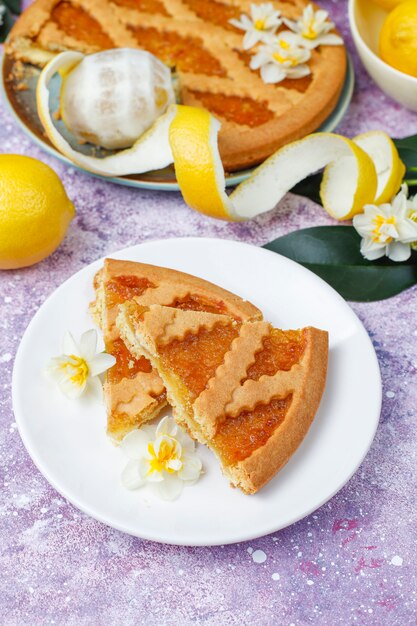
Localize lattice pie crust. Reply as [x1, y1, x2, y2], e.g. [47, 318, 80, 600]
[90, 258, 261, 441]
[6, 0, 347, 170]
[117, 301, 328, 494]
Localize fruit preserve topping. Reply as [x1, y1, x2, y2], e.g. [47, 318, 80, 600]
[243, 329, 306, 382]
[182, 0, 240, 30]
[214, 396, 293, 465]
[107, 338, 152, 384]
[110, 0, 169, 15]
[51, 2, 114, 49]
[159, 322, 240, 399]
[188, 91, 274, 127]
[171, 293, 229, 315]
[128, 26, 227, 76]
[105, 275, 155, 308]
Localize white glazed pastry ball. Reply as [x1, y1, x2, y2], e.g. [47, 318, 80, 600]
[60, 48, 175, 150]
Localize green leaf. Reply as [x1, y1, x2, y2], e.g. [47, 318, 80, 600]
[263, 226, 417, 301]
[3, 0, 20, 14]
[290, 173, 322, 206]
[0, 2, 14, 43]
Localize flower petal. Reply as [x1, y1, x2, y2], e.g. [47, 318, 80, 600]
[317, 34, 344, 46]
[261, 63, 285, 83]
[120, 429, 151, 460]
[178, 454, 203, 481]
[156, 416, 178, 438]
[167, 458, 182, 472]
[396, 219, 417, 243]
[79, 329, 98, 360]
[387, 241, 411, 262]
[59, 377, 86, 399]
[154, 474, 184, 501]
[89, 352, 116, 376]
[121, 460, 146, 490]
[63, 331, 80, 357]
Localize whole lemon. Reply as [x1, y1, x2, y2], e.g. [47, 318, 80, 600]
[379, 0, 417, 77]
[0, 155, 75, 269]
[371, 0, 408, 10]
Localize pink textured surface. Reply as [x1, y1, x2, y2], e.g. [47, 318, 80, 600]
[1, 1, 417, 624]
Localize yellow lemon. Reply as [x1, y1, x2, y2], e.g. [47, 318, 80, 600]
[380, 1, 417, 77]
[0, 155, 75, 269]
[371, 0, 407, 11]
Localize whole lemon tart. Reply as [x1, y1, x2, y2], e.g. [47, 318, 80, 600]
[6, 0, 347, 171]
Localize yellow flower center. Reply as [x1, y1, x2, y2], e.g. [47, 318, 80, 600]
[273, 42, 299, 66]
[61, 355, 89, 386]
[302, 20, 318, 39]
[147, 438, 180, 475]
[372, 214, 396, 243]
[254, 18, 267, 30]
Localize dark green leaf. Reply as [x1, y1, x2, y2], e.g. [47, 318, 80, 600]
[3, 0, 20, 14]
[290, 172, 322, 206]
[0, 2, 14, 43]
[263, 226, 417, 301]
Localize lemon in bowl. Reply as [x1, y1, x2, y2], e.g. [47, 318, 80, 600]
[379, 0, 417, 77]
[0, 155, 75, 270]
[348, 0, 417, 111]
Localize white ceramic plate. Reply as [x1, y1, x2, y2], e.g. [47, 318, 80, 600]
[12, 238, 381, 546]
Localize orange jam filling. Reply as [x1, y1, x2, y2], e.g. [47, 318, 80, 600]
[107, 338, 152, 384]
[110, 0, 169, 14]
[214, 395, 292, 465]
[105, 275, 155, 309]
[244, 329, 306, 382]
[189, 91, 274, 127]
[278, 75, 313, 93]
[109, 390, 167, 431]
[171, 294, 229, 316]
[128, 26, 227, 76]
[51, 2, 114, 49]
[182, 0, 240, 29]
[159, 322, 239, 399]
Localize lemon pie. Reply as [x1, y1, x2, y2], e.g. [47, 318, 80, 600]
[90, 258, 261, 440]
[117, 301, 328, 494]
[6, 0, 347, 170]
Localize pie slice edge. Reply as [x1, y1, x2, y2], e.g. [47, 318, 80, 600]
[117, 300, 328, 494]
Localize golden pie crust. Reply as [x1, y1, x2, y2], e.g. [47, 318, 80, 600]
[90, 258, 261, 440]
[117, 301, 328, 494]
[6, 0, 347, 170]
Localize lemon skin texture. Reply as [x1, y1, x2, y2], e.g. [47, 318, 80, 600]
[0, 155, 75, 270]
[380, 1, 417, 77]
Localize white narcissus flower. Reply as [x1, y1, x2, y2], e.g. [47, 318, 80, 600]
[250, 32, 311, 84]
[229, 3, 282, 50]
[121, 416, 203, 501]
[283, 4, 343, 49]
[353, 185, 417, 262]
[45, 329, 115, 399]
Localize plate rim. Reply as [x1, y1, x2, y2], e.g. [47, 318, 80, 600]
[1, 52, 355, 191]
[12, 237, 382, 546]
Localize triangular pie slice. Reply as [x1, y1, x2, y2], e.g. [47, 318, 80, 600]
[90, 258, 261, 441]
[117, 302, 328, 494]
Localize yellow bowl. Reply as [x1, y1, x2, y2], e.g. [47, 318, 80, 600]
[348, 0, 417, 111]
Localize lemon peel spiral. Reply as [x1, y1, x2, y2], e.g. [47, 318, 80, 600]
[37, 51, 405, 222]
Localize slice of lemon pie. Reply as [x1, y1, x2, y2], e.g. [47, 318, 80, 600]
[90, 258, 261, 441]
[117, 301, 328, 494]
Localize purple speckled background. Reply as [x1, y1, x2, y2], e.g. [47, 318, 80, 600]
[1, 1, 417, 624]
